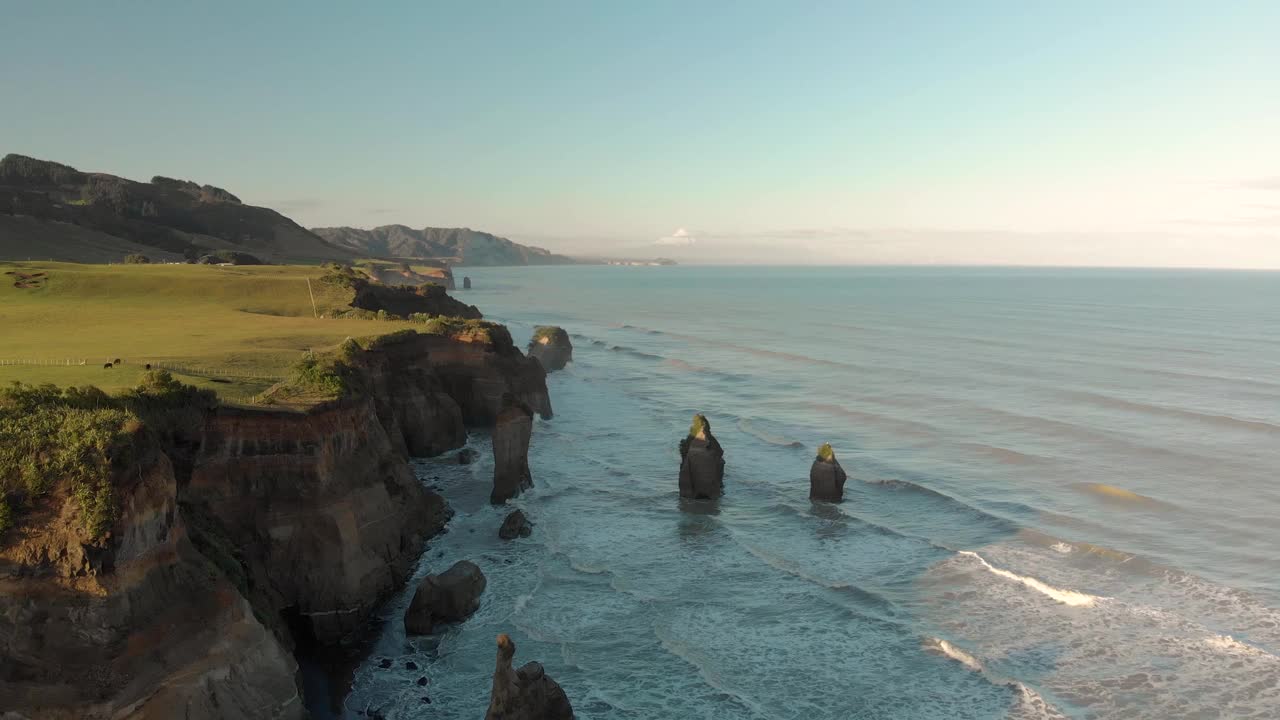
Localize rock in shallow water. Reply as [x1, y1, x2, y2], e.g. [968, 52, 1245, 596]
[678, 413, 725, 499]
[809, 442, 847, 502]
[404, 560, 487, 635]
[499, 509, 534, 539]
[485, 634, 575, 720]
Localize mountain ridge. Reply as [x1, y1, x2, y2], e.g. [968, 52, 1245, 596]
[312, 224, 579, 266]
[0, 153, 357, 264]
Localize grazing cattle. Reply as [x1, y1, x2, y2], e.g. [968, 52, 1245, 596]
[104, 363, 113, 369]
[113, 358, 121, 365]
[144, 363, 152, 370]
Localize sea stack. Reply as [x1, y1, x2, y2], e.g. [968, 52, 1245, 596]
[491, 393, 534, 504]
[809, 443, 847, 501]
[527, 326, 573, 372]
[404, 560, 487, 635]
[463, 276, 472, 289]
[678, 413, 725, 499]
[485, 634, 575, 720]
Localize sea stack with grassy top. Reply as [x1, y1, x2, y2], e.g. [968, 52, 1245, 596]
[485, 634, 575, 720]
[527, 326, 573, 372]
[809, 442, 847, 501]
[678, 413, 725, 499]
[491, 393, 534, 504]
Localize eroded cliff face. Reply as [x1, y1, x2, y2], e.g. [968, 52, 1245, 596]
[0, 328, 551, 719]
[0, 451, 303, 720]
[187, 399, 450, 645]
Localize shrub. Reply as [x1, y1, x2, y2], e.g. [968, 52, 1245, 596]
[0, 383, 138, 540]
[816, 443, 835, 462]
[124, 253, 151, 264]
[0, 495, 12, 535]
[290, 353, 350, 397]
[0, 375, 217, 541]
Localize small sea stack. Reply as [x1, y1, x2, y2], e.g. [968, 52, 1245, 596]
[404, 560, 487, 635]
[527, 326, 573, 372]
[492, 393, 534, 504]
[463, 276, 472, 289]
[679, 413, 725, 499]
[485, 634, 575, 720]
[809, 443, 847, 502]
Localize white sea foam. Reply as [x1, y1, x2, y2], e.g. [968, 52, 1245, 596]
[1049, 542, 1073, 554]
[1008, 683, 1069, 720]
[959, 551, 1101, 607]
[1204, 634, 1277, 659]
[923, 637, 983, 672]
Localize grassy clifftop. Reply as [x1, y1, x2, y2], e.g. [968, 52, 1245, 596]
[0, 261, 438, 399]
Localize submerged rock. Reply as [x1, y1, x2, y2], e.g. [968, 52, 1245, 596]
[485, 634, 575, 720]
[499, 509, 534, 540]
[678, 413, 725, 499]
[527, 326, 573, 372]
[491, 394, 534, 504]
[809, 442, 847, 502]
[404, 560, 487, 635]
[457, 447, 480, 465]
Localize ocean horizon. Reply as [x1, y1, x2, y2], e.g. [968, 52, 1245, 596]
[337, 265, 1280, 719]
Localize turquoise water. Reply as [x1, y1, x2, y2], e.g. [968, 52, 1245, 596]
[345, 267, 1280, 719]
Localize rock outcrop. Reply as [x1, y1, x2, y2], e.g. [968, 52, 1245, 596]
[463, 276, 472, 289]
[809, 443, 847, 502]
[678, 414, 725, 500]
[0, 450, 304, 720]
[491, 395, 534, 504]
[418, 327, 553, 424]
[404, 561, 487, 635]
[485, 634, 574, 720]
[498, 509, 534, 540]
[527, 326, 573, 373]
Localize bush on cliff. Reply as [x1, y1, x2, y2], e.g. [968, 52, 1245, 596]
[816, 443, 835, 462]
[290, 352, 352, 397]
[0, 373, 217, 541]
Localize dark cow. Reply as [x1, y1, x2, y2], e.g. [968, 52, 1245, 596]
[113, 358, 121, 365]
[104, 363, 113, 369]
[144, 363, 151, 370]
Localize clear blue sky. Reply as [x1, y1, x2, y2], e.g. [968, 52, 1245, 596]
[3, 1, 1278, 265]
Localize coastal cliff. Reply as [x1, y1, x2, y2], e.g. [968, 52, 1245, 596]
[0, 327, 551, 719]
[0, 447, 303, 720]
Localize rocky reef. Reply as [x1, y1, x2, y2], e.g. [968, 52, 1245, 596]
[0, 327, 551, 719]
[492, 395, 535, 504]
[678, 413, 725, 500]
[485, 634, 575, 720]
[404, 560, 487, 635]
[809, 443, 847, 502]
[527, 326, 573, 372]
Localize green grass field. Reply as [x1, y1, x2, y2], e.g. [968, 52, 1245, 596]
[0, 261, 422, 401]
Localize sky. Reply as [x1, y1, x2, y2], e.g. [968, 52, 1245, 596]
[2, 1, 1278, 266]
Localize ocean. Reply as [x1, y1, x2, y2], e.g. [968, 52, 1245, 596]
[341, 266, 1280, 719]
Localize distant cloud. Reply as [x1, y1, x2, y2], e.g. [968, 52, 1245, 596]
[655, 227, 696, 246]
[1240, 177, 1280, 190]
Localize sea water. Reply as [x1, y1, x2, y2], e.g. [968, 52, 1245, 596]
[343, 266, 1280, 719]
